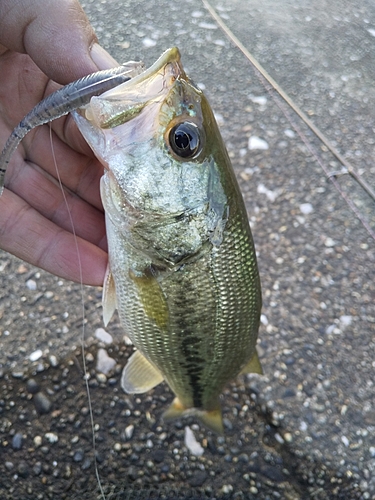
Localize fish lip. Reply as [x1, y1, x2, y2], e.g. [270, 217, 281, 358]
[116, 47, 185, 93]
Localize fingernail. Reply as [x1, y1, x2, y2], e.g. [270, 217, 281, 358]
[90, 43, 119, 69]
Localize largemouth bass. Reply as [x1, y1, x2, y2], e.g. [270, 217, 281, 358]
[73, 47, 262, 434]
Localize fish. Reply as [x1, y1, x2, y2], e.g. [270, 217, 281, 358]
[72, 47, 263, 434]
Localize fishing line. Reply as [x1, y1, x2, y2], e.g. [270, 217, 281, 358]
[202, 0, 375, 242]
[49, 126, 107, 500]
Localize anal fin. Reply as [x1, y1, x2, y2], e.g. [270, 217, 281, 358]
[121, 350, 164, 394]
[240, 348, 263, 375]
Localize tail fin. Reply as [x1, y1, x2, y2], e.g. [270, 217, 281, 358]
[163, 397, 224, 434]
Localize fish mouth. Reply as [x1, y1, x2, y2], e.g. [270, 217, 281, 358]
[83, 47, 187, 129]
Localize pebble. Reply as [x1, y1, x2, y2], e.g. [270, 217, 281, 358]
[26, 279, 37, 290]
[45, 432, 58, 444]
[184, 426, 204, 456]
[249, 95, 268, 106]
[324, 237, 335, 247]
[341, 436, 350, 447]
[299, 203, 313, 215]
[33, 462, 42, 476]
[248, 136, 269, 150]
[73, 450, 85, 462]
[221, 485, 234, 494]
[187, 470, 208, 487]
[96, 373, 107, 384]
[142, 37, 157, 47]
[125, 424, 135, 440]
[33, 392, 52, 415]
[339, 315, 353, 327]
[49, 355, 59, 367]
[29, 349, 43, 362]
[96, 348, 116, 375]
[95, 328, 113, 345]
[284, 432, 293, 443]
[284, 128, 295, 138]
[12, 432, 23, 450]
[26, 378, 40, 394]
[17, 461, 29, 478]
[257, 183, 279, 202]
[33, 436, 42, 448]
[82, 457, 92, 470]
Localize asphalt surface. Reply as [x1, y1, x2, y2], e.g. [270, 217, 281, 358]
[1, 0, 375, 499]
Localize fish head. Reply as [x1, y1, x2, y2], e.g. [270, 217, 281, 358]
[73, 47, 228, 224]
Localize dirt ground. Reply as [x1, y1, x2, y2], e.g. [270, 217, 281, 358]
[1, 1, 375, 499]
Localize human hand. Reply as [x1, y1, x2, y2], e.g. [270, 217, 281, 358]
[0, 0, 119, 285]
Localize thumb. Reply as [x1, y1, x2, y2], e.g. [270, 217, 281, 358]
[0, 0, 118, 84]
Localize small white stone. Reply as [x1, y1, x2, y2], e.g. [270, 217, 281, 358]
[96, 373, 107, 384]
[368, 28, 375, 37]
[33, 436, 42, 447]
[275, 433, 284, 444]
[325, 324, 336, 335]
[184, 426, 204, 456]
[26, 279, 37, 290]
[341, 435, 349, 447]
[45, 432, 58, 443]
[300, 421, 308, 431]
[142, 37, 156, 48]
[339, 315, 352, 327]
[96, 348, 116, 375]
[284, 128, 295, 138]
[299, 203, 313, 215]
[248, 136, 269, 150]
[221, 485, 234, 494]
[249, 95, 267, 106]
[257, 183, 278, 202]
[29, 349, 43, 362]
[324, 237, 335, 247]
[123, 335, 133, 346]
[125, 425, 134, 440]
[95, 328, 113, 345]
[369, 446, 375, 457]
[198, 22, 217, 30]
[49, 355, 58, 367]
[260, 314, 268, 325]
[284, 432, 293, 443]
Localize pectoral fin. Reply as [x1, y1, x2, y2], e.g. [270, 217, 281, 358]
[129, 268, 169, 329]
[121, 350, 164, 394]
[163, 398, 224, 435]
[240, 349, 263, 375]
[102, 265, 117, 327]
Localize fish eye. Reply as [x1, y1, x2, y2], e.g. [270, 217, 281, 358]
[168, 122, 202, 159]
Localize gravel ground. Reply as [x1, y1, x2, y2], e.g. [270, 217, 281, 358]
[1, 1, 375, 499]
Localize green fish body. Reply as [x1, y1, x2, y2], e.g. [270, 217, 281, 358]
[73, 48, 262, 433]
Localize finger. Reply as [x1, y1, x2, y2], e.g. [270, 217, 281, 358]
[18, 125, 104, 210]
[0, 187, 107, 286]
[5, 158, 107, 249]
[0, 0, 118, 83]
